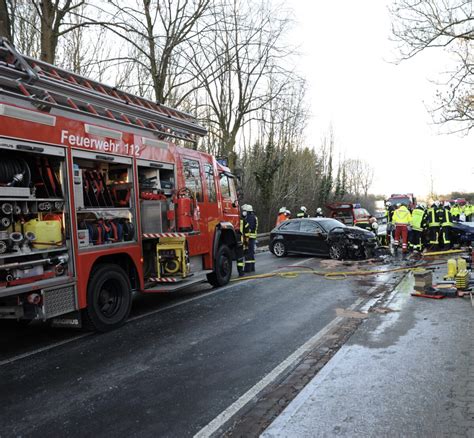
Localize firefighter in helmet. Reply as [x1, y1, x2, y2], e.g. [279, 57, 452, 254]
[241, 204, 258, 273]
[297, 206, 309, 218]
[384, 201, 395, 245]
[409, 203, 427, 252]
[427, 200, 442, 250]
[441, 201, 453, 249]
[315, 207, 324, 218]
[392, 202, 411, 254]
[276, 207, 287, 226]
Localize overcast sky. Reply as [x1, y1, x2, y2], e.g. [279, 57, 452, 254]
[286, 0, 473, 198]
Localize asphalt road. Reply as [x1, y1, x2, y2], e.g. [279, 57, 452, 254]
[0, 252, 396, 437]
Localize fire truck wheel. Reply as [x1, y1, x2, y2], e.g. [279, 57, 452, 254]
[207, 244, 232, 288]
[83, 264, 132, 332]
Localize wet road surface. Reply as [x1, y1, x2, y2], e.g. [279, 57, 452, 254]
[0, 252, 397, 437]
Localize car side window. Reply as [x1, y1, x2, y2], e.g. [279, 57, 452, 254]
[279, 220, 300, 231]
[300, 220, 322, 233]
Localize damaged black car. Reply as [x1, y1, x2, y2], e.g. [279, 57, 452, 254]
[270, 218, 377, 260]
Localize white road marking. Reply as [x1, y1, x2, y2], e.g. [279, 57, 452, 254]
[194, 289, 376, 438]
[0, 256, 313, 367]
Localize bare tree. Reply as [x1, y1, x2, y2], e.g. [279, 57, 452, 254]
[95, 0, 210, 105]
[4, 0, 93, 63]
[360, 161, 374, 199]
[391, 0, 474, 132]
[35, 0, 90, 63]
[190, 0, 293, 168]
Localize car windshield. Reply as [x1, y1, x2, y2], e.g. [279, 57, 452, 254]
[354, 208, 369, 219]
[388, 197, 410, 206]
[318, 218, 346, 232]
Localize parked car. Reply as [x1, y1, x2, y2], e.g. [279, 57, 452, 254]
[269, 218, 378, 260]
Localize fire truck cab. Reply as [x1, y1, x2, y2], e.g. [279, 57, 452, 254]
[0, 39, 240, 331]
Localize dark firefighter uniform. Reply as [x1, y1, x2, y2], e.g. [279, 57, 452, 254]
[441, 205, 452, 249]
[427, 204, 441, 249]
[410, 206, 427, 251]
[385, 204, 395, 245]
[243, 212, 258, 272]
[296, 207, 309, 218]
[236, 219, 246, 276]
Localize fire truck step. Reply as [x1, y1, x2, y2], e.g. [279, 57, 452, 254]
[148, 276, 185, 284]
[143, 272, 212, 293]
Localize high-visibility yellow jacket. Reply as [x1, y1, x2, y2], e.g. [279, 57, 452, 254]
[410, 207, 426, 231]
[392, 205, 411, 225]
[451, 205, 461, 217]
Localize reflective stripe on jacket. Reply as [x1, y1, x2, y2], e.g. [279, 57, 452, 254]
[245, 212, 258, 239]
[427, 207, 439, 226]
[441, 208, 452, 227]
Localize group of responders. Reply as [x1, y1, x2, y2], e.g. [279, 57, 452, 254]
[385, 200, 473, 253]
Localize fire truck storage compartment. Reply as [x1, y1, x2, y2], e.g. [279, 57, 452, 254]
[0, 140, 72, 289]
[73, 150, 135, 248]
[138, 160, 175, 234]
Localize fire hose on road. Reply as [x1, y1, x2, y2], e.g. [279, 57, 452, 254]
[230, 262, 447, 282]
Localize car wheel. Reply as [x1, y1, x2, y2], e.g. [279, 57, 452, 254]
[329, 243, 344, 260]
[271, 240, 287, 257]
[82, 264, 132, 332]
[207, 244, 232, 287]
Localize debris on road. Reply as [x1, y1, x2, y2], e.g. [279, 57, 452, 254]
[335, 308, 367, 319]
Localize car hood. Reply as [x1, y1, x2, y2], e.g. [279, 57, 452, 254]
[453, 222, 474, 232]
[329, 226, 374, 237]
[346, 226, 375, 236]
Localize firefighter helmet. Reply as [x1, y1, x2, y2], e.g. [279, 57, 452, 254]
[242, 204, 253, 212]
[279, 207, 286, 214]
[316, 207, 322, 214]
[300, 206, 307, 212]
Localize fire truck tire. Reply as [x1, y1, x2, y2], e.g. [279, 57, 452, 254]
[207, 244, 232, 288]
[82, 264, 132, 332]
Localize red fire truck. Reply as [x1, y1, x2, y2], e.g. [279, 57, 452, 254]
[0, 39, 240, 331]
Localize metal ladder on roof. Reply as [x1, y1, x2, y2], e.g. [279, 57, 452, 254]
[0, 38, 206, 146]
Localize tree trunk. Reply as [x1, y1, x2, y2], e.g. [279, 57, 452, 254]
[0, 0, 11, 40]
[39, 0, 57, 63]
